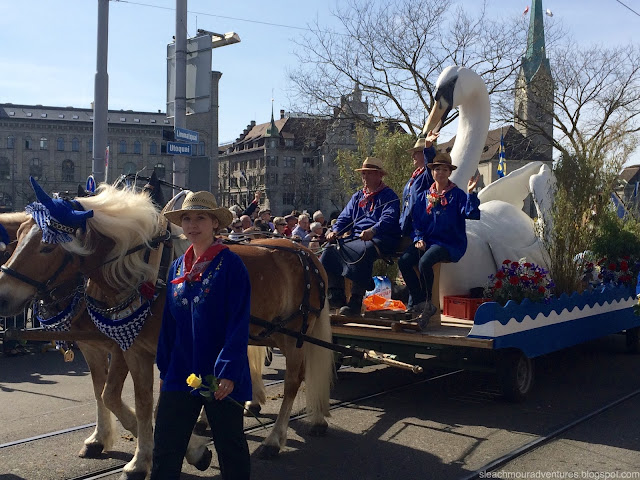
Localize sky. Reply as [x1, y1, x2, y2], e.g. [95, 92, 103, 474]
[0, 0, 639, 148]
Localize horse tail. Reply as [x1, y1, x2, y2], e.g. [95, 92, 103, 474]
[303, 299, 334, 420]
[247, 345, 267, 406]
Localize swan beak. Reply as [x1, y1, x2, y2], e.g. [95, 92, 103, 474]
[422, 98, 451, 136]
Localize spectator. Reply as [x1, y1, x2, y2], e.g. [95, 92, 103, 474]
[240, 215, 252, 230]
[291, 214, 311, 240]
[272, 216, 287, 237]
[241, 191, 262, 218]
[321, 157, 401, 316]
[313, 210, 326, 227]
[258, 207, 274, 230]
[305, 221, 326, 249]
[283, 214, 297, 237]
[229, 217, 244, 241]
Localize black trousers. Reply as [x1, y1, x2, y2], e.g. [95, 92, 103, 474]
[150, 390, 250, 480]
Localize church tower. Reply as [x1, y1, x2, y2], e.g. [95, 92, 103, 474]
[514, 0, 554, 162]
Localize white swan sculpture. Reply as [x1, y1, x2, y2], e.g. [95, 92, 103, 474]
[422, 66, 554, 304]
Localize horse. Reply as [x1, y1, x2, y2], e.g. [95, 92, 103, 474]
[0, 183, 334, 478]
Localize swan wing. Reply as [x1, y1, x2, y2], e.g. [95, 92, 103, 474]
[477, 161, 545, 209]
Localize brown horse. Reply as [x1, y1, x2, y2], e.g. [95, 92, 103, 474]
[0, 184, 333, 478]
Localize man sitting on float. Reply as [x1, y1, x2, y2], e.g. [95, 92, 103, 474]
[321, 157, 401, 316]
[398, 152, 480, 329]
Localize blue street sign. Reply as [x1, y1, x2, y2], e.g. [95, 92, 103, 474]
[86, 175, 96, 193]
[174, 127, 199, 144]
[167, 141, 193, 156]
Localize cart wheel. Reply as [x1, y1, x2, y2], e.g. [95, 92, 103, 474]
[626, 327, 640, 354]
[497, 349, 534, 402]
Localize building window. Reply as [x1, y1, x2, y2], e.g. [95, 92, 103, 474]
[198, 141, 205, 156]
[154, 163, 166, 179]
[123, 162, 136, 175]
[283, 192, 295, 204]
[0, 192, 13, 211]
[149, 141, 157, 155]
[88, 140, 93, 152]
[40, 137, 48, 150]
[282, 174, 293, 186]
[119, 140, 127, 154]
[285, 138, 294, 147]
[25, 138, 33, 150]
[57, 137, 64, 151]
[134, 140, 142, 154]
[269, 138, 278, 148]
[283, 156, 296, 168]
[7, 136, 15, 149]
[62, 159, 75, 182]
[266, 156, 278, 167]
[30, 158, 42, 180]
[0, 157, 10, 180]
[72, 138, 80, 152]
[303, 157, 315, 168]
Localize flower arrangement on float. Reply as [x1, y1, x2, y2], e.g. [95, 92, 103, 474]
[484, 258, 555, 306]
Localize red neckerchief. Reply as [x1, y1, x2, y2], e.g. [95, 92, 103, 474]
[426, 181, 457, 214]
[358, 182, 387, 211]
[409, 167, 425, 187]
[171, 241, 228, 284]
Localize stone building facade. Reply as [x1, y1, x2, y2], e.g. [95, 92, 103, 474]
[0, 104, 175, 211]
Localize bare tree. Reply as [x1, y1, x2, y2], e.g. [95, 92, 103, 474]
[288, 0, 530, 135]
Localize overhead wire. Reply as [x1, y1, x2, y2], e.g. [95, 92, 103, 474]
[613, 0, 640, 17]
[111, 0, 348, 35]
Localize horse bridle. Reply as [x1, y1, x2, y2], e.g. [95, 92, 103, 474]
[1, 250, 76, 294]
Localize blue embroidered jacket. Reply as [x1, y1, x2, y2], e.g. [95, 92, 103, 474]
[156, 248, 252, 402]
[412, 186, 480, 262]
[400, 146, 436, 236]
[331, 186, 401, 253]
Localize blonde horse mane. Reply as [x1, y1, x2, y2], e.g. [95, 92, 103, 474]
[60, 184, 161, 290]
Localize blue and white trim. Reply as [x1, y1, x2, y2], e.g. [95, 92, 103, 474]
[468, 285, 640, 358]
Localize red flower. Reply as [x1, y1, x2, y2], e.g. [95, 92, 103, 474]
[523, 262, 532, 268]
[608, 263, 616, 271]
[537, 286, 546, 294]
[509, 276, 519, 286]
[620, 261, 629, 272]
[496, 270, 506, 279]
[511, 262, 520, 268]
[533, 276, 542, 284]
[520, 275, 529, 282]
[139, 281, 156, 300]
[502, 259, 512, 265]
[623, 255, 630, 260]
[494, 279, 503, 289]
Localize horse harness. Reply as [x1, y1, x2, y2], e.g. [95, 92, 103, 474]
[235, 242, 326, 349]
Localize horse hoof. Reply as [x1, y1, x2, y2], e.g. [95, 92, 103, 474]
[256, 444, 280, 459]
[78, 443, 104, 458]
[118, 471, 147, 480]
[193, 420, 209, 435]
[308, 423, 328, 437]
[244, 404, 261, 416]
[194, 447, 213, 471]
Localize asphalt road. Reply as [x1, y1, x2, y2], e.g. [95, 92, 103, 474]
[1, 334, 640, 480]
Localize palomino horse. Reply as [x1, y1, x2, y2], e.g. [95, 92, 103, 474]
[0, 184, 333, 478]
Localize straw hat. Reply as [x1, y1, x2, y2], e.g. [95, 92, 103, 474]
[426, 152, 457, 171]
[354, 157, 387, 176]
[164, 190, 233, 228]
[408, 137, 427, 153]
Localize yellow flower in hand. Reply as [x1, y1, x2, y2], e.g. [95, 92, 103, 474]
[186, 373, 202, 389]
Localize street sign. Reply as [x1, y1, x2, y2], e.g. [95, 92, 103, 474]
[86, 175, 96, 193]
[175, 127, 199, 144]
[167, 141, 193, 156]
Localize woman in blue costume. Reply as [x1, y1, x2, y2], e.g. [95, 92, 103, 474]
[152, 191, 251, 480]
[398, 152, 480, 329]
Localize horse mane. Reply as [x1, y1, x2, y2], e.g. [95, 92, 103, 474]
[60, 183, 161, 291]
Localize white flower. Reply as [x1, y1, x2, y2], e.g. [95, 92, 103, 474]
[181, 298, 188, 305]
[194, 296, 200, 303]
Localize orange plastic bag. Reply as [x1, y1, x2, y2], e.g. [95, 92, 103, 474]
[363, 294, 407, 312]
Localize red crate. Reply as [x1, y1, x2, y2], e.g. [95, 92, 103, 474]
[443, 295, 490, 320]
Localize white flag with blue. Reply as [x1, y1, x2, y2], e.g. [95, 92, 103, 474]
[497, 131, 506, 178]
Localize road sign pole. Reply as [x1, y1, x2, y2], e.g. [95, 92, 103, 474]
[173, 0, 188, 194]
